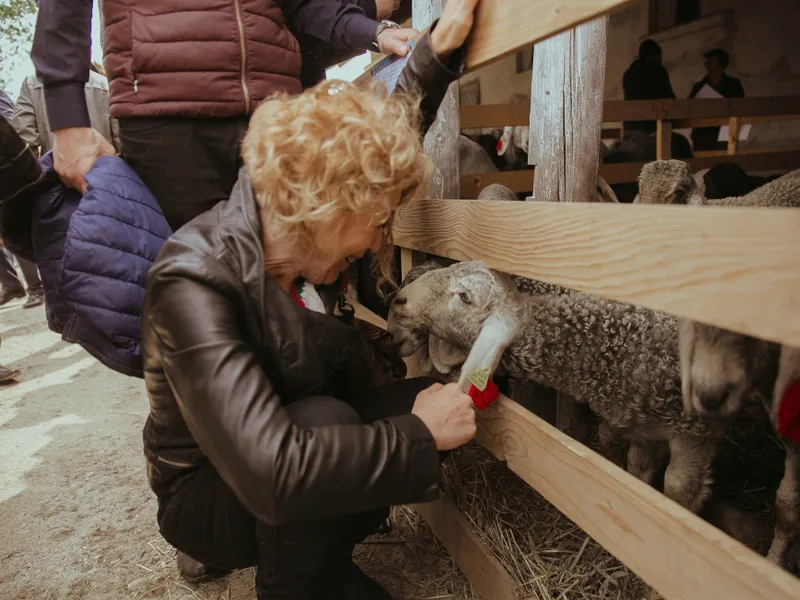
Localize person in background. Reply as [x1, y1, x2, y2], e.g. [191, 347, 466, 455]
[13, 61, 118, 156]
[0, 89, 44, 309]
[31, 0, 418, 231]
[622, 39, 676, 138]
[688, 48, 745, 152]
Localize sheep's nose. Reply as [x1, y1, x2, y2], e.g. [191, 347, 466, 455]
[393, 293, 407, 307]
[695, 388, 727, 412]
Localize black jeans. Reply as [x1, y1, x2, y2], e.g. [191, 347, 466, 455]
[118, 117, 250, 231]
[0, 249, 42, 295]
[156, 377, 439, 600]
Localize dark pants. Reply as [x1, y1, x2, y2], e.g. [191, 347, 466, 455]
[157, 377, 439, 600]
[118, 117, 250, 231]
[0, 249, 41, 295]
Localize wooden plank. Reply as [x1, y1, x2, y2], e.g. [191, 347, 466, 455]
[603, 96, 800, 122]
[460, 169, 534, 197]
[460, 103, 531, 129]
[415, 496, 521, 600]
[415, 0, 460, 199]
[728, 117, 740, 156]
[657, 119, 672, 160]
[478, 396, 800, 600]
[392, 199, 800, 346]
[458, 99, 800, 130]
[464, 0, 636, 71]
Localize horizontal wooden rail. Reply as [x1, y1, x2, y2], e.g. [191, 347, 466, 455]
[352, 301, 800, 600]
[465, 0, 636, 71]
[393, 200, 800, 346]
[459, 98, 800, 130]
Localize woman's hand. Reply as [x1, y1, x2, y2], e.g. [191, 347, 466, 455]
[430, 0, 480, 58]
[412, 382, 477, 451]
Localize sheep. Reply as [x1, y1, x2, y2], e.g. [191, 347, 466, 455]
[634, 159, 800, 208]
[459, 134, 499, 176]
[388, 260, 730, 514]
[477, 183, 519, 202]
[634, 159, 800, 573]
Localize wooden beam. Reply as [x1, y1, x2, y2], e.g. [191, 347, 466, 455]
[460, 169, 534, 197]
[477, 396, 800, 600]
[728, 117, 740, 156]
[393, 199, 800, 346]
[464, 0, 636, 71]
[657, 119, 672, 160]
[400, 247, 427, 280]
[603, 96, 800, 122]
[458, 98, 800, 130]
[415, 496, 522, 600]
[414, 0, 460, 199]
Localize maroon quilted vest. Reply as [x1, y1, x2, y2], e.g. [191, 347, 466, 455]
[102, 0, 303, 119]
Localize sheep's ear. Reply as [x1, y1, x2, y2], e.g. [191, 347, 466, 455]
[497, 127, 513, 156]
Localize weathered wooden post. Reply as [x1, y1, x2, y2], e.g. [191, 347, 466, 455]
[527, 16, 609, 434]
[401, 0, 461, 278]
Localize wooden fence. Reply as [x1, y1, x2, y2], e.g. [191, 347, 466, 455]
[356, 1, 800, 599]
[460, 97, 800, 197]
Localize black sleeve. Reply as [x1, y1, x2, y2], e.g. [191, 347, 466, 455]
[731, 78, 745, 98]
[660, 66, 677, 99]
[30, 0, 93, 131]
[688, 81, 702, 99]
[282, 0, 379, 50]
[144, 261, 440, 525]
[393, 22, 466, 139]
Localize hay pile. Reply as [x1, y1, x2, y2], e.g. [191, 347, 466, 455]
[440, 442, 650, 600]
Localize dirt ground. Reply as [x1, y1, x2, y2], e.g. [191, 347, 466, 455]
[0, 299, 474, 600]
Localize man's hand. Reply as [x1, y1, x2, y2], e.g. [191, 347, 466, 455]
[430, 0, 480, 58]
[53, 127, 117, 194]
[375, 0, 401, 20]
[377, 28, 418, 57]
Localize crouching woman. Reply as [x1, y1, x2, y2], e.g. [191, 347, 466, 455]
[139, 1, 480, 598]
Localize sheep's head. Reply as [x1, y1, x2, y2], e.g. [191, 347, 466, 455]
[679, 319, 778, 418]
[634, 160, 704, 205]
[388, 261, 518, 357]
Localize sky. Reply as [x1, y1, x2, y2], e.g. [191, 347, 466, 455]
[2, 1, 368, 97]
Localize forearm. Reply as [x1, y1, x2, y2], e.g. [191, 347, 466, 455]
[31, 0, 93, 131]
[393, 23, 466, 139]
[284, 0, 378, 50]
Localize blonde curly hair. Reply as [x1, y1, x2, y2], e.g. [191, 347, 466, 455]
[242, 79, 431, 288]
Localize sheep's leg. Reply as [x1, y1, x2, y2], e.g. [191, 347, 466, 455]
[627, 439, 668, 487]
[663, 436, 715, 514]
[766, 444, 800, 574]
[597, 421, 627, 468]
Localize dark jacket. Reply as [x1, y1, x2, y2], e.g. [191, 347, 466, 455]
[31, 0, 380, 124]
[688, 73, 745, 151]
[622, 57, 676, 136]
[140, 29, 464, 525]
[0, 133, 171, 378]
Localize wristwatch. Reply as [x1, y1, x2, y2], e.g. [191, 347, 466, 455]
[372, 20, 401, 52]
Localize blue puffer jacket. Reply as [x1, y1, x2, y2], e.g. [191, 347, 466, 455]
[24, 153, 171, 378]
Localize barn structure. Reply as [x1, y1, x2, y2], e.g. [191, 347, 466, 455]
[349, 0, 800, 598]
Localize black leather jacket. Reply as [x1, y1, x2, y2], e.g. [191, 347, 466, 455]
[140, 28, 464, 526]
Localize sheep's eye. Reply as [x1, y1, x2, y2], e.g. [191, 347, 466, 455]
[458, 292, 471, 305]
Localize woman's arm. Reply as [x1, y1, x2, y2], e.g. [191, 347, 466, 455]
[393, 0, 479, 137]
[144, 264, 440, 525]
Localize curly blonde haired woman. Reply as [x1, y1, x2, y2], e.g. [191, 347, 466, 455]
[140, 2, 480, 598]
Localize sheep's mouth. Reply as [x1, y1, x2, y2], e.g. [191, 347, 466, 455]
[388, 327, 428, 358]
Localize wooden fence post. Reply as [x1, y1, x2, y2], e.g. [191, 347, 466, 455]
[413, 0, 460, 200]
[728, 116, 740, 155]
[527, 15, 609, 435]
[657, 119, 672, 159]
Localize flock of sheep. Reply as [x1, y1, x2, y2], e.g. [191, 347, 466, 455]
[379, 161, 800, 575]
